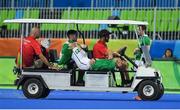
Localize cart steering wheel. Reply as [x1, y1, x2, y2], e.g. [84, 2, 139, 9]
[119, 46, 127, 56]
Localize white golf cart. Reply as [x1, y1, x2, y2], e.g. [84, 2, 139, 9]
[4, 19, 164, 100]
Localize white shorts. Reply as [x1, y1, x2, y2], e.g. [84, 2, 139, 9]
[71, 47, 91, 70]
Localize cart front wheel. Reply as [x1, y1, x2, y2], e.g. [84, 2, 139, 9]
[138, 80, 160, 101]
[154, 83, 164, 100]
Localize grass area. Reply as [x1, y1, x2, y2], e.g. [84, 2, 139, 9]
[0, 58, 16, 85]
[152, 61, 180, 89]
[0, 86, 16, 89]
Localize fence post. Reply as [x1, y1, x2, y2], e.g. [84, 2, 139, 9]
[132, 0, 135, 8]
[96, 0, 98, 7]
[153, 7, 157, 40]
[50, 0, 54, 8]
[91, 0, 94, 7]
[27, 7, 30, 18]
[111, 7, 113, 15]
[175, 0, 179, 8]
[25, 7, 30, 36]
[11, 0, 14, 8]
[67, 7, 71, 30]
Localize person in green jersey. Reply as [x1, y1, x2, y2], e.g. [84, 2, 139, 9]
[57, 30, 78, 68]
[138, 25, 151, 47]
[70, 42, 127, 72]
[134, 25, 151, 101]
[57, 30, 87, 86]
[134, 25, 151, 65]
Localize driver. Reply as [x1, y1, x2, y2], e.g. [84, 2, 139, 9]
[93, 29, 130, 86]
[70, 42, 128, 74]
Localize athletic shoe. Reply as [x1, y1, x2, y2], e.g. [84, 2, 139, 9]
[134, 96, 142, 101]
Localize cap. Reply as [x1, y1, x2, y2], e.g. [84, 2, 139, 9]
[99, 29, 111, 38]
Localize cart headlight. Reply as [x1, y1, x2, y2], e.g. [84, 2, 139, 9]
[154, 72, 159, 77]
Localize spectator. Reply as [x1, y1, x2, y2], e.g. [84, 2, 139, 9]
[163, 48, 173, 58]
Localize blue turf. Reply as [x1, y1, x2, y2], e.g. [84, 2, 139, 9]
[0, 89, 180, 109]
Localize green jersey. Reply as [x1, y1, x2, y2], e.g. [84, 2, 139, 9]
[135, 34, 151, 60]
[58, 40, 81, 66]
[139, 34, 151, 46]
[91, 59, 116, 71]
[58, 40, 74, 65]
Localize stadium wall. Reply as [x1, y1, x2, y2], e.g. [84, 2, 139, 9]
[0, 39, 137, 57]
[1, 39, 180, 59]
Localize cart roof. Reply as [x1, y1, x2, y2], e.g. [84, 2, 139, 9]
[4, 19, 148, 25]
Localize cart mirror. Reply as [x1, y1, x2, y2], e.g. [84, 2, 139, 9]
[122, 26, 129, 35]
[0, 25, 7, 30]
[107, 16, 120, 28]
[119, 46, 127, 56]
[123, 26, 129, 31]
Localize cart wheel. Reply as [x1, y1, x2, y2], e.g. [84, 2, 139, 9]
[138, 80, 159, 101]
[22, 78, 45, 99]
[41, 88, 50, 98]
[154, 83, 164, 100]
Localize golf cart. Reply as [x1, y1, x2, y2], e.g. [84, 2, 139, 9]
[4, 19, 164, 100]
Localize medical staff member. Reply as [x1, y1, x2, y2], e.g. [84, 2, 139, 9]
[16, 27, 55, 69]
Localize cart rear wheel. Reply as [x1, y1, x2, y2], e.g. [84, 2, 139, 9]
[138, 80, 160, 101]
[41, 88, 50, 98]
[22, 78, 46, 99]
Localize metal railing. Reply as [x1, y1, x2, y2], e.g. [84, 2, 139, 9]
[1, 0, 179, 8]
[0, 7, 180, 40]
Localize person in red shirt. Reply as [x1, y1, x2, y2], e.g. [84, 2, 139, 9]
[16, 27, 54, 69]
[93, 29, 130, 87]
[93, 29, 111, 59]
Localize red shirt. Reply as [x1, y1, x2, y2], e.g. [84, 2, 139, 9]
[93, 40, 108, 59]
[17, 36, 42, 67]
